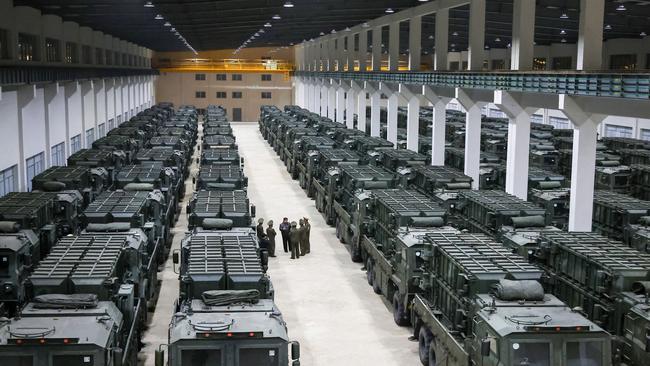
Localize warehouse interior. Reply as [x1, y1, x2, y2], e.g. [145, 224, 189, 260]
[0, 1, 650, 366]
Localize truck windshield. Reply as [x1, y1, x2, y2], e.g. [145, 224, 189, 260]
[0, 254, 10, 277]
[511, 341, 550, 366]
[239, 348, 279, 366]
[52, 354, 94, 366]
[566, 341, 603, 366]
[181, 350, 222, 366]
[6, 355, 32, 366]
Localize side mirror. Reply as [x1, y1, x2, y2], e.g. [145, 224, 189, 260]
[192, 177, 196, 185]
[172, 251, 179, 264]
[155, 349, 165, 366]
[251, 205, 256, 218]
[481, 339, 491, 357]
[291, 341, 301, 360]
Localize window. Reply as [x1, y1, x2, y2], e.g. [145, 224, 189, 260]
[239, 348, 279, 366]
[82, 45, 92, 64]
[216, 91, 227, 99]
[566, 341, 603, 366]
[114, 51, 120, 66]
[105, 49, 112, 65]
[26, 152, 45, 191]
[122, 53, 127, 66]
[533, 58, 547, 71]
[108, 118, 115, 130]
[216, 74, 227, 81]
[610, 54, 637, 70]
[488, 108, 506, 118]
[549, 116, 570, 129]
[65, 42, 78, 63]
[233, 108, 242, 122]
[0, 165, 17, 197]
[605, 124, 633, 138]
[0, 29, 9, 59]
[512, 342, 550, 366]
[71, 134, 82, 154]
[232, 91, 242, 99]
[98, 123, 106, 137]
[95, 48, 103, 65]
[449, 61, 460, 71]
[195, 91, 206, 98]
[85, 128, 95, 148]
[491, 59, 506, 70]
[45, 38, 61, 62]
[641, 129, 650, 141]
[116, 115, 122, 125]
[51, 142, 66, 166]
[232, 74, 243, 81]
[181, 350, 221, 366]
[261, 74, 272, 81]
[531, 114, 544, 124]
[18, 33, 39, 61]
[195, 73, 206, 81]
[552, 57, 572, 70]
[261, 92, 272, 99]
[462, 61, 468, 70]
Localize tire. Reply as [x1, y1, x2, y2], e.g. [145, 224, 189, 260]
[393, 293, 410, 326]
[351, 240, 362, 262]
[335, 218, 341, 240]
[366, 258, 374, 286]
[428, 342, 437, 366]
[372, 269, 381, 294]
[418, 327, 433, 366]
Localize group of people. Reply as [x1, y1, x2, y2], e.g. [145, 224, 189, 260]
[257, 217, 311, 259]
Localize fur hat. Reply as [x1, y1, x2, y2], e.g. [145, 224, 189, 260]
[268, 220, 274, 226]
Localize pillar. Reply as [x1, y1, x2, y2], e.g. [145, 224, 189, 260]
[388, 22, 400, 71]
[328, 37, 336, 71]
[457, 89, 482, 189]
[409, 16, 422, 71]
[320, 84, 328, 117]
[370, 92, 381, 137]
[431, 99, 447, 165]
[559, 95, 604, 231]
[357, 90, 367, 132]
[467, 0, 486, 71]
[387, 93, 399, 145]
[434, 9, 449, 71]
[327, 85, 336, 119]
[358, 30, 368, 72]
[313, 82, 321, 115]
[511, 0, 535, 71]
[336, 87, 345, 123]
[372, 27, 382, 71]
[577, 0, 605, 70]
[345, 35, 354, 72]
[346, 87, 357, 129]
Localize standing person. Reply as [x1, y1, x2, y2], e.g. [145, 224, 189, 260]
[266, 220, 277, 257]
[298, 219, 307, 256]
[279, 217, 291, 253]
[289, 221, 301, 259]
[256, 218, 265, 241]
[303, 217, 311, 254]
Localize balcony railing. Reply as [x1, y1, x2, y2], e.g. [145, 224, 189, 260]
[154, 58, 294, 72]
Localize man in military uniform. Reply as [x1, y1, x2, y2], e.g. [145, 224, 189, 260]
[298, 219, 308, 255]
[289, 221, 301, 259]
[303, 217, 311, 254]
[266, 220, 277, 257]
[256, 218, 265, 241]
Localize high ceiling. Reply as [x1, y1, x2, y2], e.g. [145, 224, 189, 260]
[15, 0, 650, 53]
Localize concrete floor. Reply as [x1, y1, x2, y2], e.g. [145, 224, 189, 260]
[139, 121, 420, 366]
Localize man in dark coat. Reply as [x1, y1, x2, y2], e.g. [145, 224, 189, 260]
[266, 220, 277, 257]
[279, 217, 291, 253]
[256, 218, 265, 241]
[289, 221, 301, 259]
[303, 217, 311, 254]
[298, 219, 308, 255]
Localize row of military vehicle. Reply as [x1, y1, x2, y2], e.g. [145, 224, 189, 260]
[155, 104, 301, 366]
[259, 104, 650, 366]
[0, 103, 200, 366]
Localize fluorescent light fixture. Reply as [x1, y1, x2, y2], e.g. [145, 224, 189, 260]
[560, 29, 566, 35]
[560, 12, 568, 19]
[616, 4, 626, 11]
[428, 35, 434, 40]
[362, 22, 369, 28]
[604, 24, 612, 30]
[561, 38, 567, 43]
[272, 14, 281, 20]
[264, 22, 272, 27]
[331, 29, 337, 34]
[320, 32, 325, 36]
[452, 31, 458, 36]
[385, 8, 394, 13]
[144, 2, 154, 8]
[495, 37, 501, 42]
[284, 1, 294, 8]
[164, 21, 171, 26]
[345, 27, 351, 32]
[641, 31, 647, 37]
[154, 14, 163, 20]
[170, 27, 176, 31]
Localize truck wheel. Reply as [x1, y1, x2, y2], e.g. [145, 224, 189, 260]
[366, 258, 374, 286]
[393, 293, 410, 326]
[418, 327, 433, 365]
[335, 218, 342, 240]
[351, 241, 362, 262]
[428, 343, 437, 366]
[372, 271, 381, 294]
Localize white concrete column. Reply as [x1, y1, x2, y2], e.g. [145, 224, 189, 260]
[357, 90, 367, 133]
[577, 0, 605, 71]
[406, 96, 420, 152]
[387, 94, 399, 145]
[320, 84, 328, 117]
[431, 99, 447, 165]
[372, 27, 382, 71]
[308, 82, 316, 112]
[434, 9, 449, 71]
[467, 0, 486, 71]
[457, 89, 483, 189]
[358, 30, 368, 72]
[511, 0, 535, 71]
[313, 81, 322, 115]
[409, 16, 422, 71]
[388, 22, 400, 71]
[370, 92, 381, 137]
[336, 87, 346, 123]
[346, 86, 357, 129]
[327, 85, 336, 119]
[559, 95, 605, 231]
[494, 91, 532, 200]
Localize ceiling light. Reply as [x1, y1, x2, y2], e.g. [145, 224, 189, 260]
[452, 31, 458, 36]
[320, 32, 325, 36]
[428, 35, 434, 40]
[362, 22, 369, 28]
[385, 8, 394, 14]
[154, 14, 163, 20]
[560, 12, 568, 19]
[419, 0, 429, 2]
[641, 31, 647, 37]
[484, 45, 489, 49]
[170, 27, 176, 31]
[163, 21, 171, 26]
[254, 32, 260, 36]
[616, 4, 626, 11]
[264, 22, 272, 27]
[283, 1, 294, 8]
[507, 43, 511, 48]
[561, 38, 567, 43]
[272, 14, 281, 20]
[495, 37, 501, 42]
[144, 1, 154, 8]
[331, 29, 337, 34]
[604, 24, 612, 30]
[560, 29, 566, 35]
[450, 43, 455, 47]
[290, 42, 294, 45]
[345, 27, 351, 32]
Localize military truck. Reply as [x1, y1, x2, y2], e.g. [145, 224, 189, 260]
[535, 232, 650, 366]
[148, 135, 192, 155]
[592, 190, 650, 242]
[107, 126, 150, 147]
[32, 165, 108, 208]
[528, 186, 571, 228]
[202, 135, 237, 150]
[92, 135, 141, 163]
[412, 232, 612, 366]
[288, 135, 336, 180]
[373, 148, 428, 173]
[445, 147, 501, 189]
[0, 222, 39, 314]
[156, 126, 195, 144]
[304, 148, 363, 198]
[595, 164, 632, 192]
[630, 164, 650, 200]
[405, 165, 472, 214]
[195, 164, 247, 191]
[161, 228, 300, 366]
[67, 148, 127, 186]
[200, 148, 243, 166]
[0, 230, 152, 366]
[187, 190, 255, 229]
